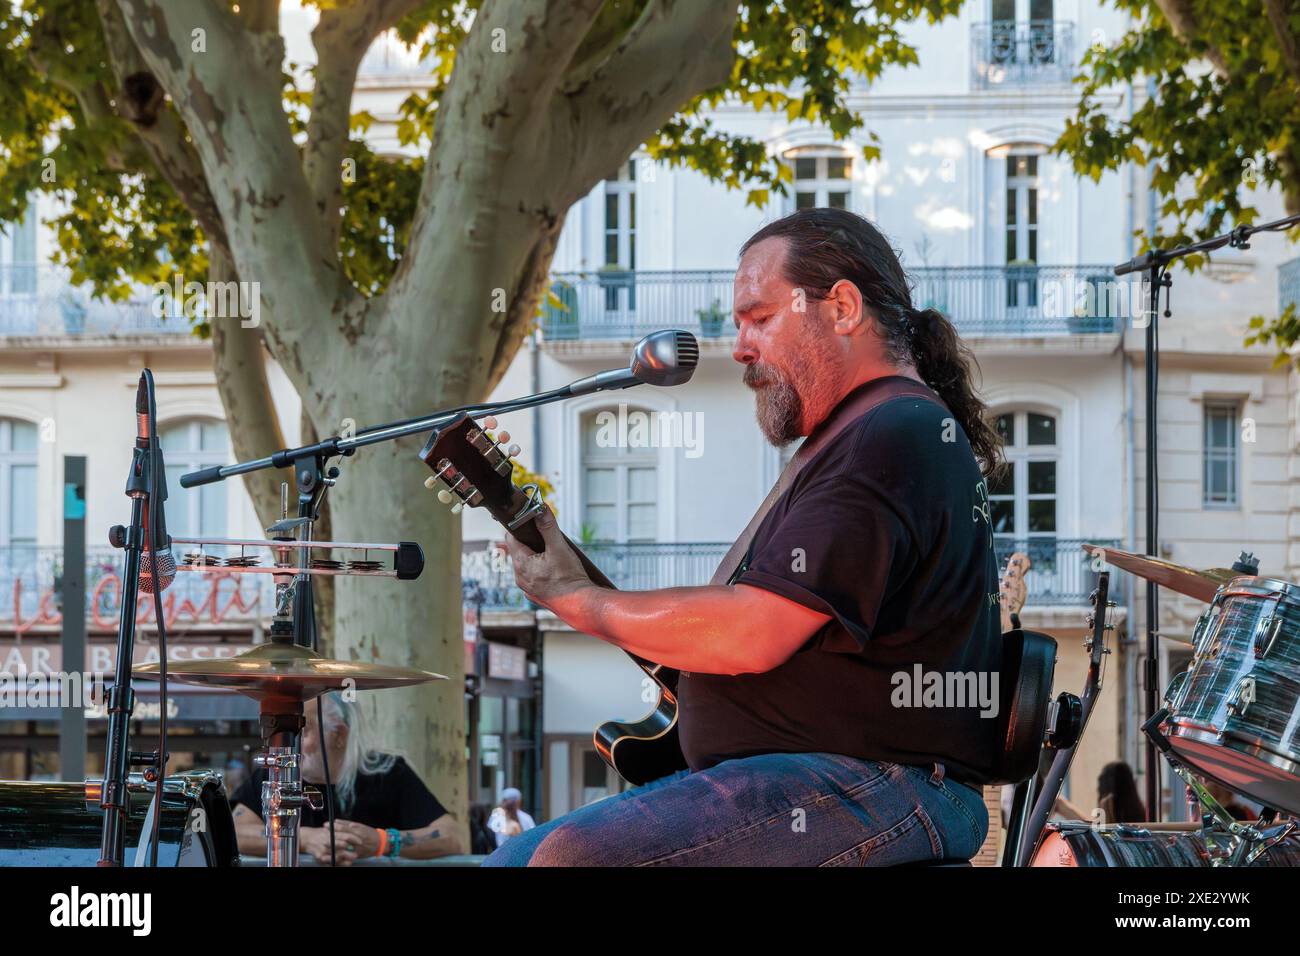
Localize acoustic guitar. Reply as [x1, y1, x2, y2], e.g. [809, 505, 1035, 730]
[419, 413, 687, 786]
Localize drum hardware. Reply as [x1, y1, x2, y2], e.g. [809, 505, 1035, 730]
[1144, 724, 1298, 867]
[1254, 599, 1284, 658]
[1013, 573, 1115, 865]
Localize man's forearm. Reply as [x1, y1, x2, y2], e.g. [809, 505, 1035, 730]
[550, 584, 774, 675]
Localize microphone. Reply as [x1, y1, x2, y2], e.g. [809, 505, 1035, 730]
[134, 373, 176, 594]
[567, 329, 700, 396]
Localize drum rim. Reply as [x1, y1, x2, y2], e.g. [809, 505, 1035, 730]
[1219, 576, 1300, 601]
[1166, 720, 1300, 779]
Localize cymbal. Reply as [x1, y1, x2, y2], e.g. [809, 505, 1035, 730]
[1082, 544, 1239, 603]
[132, 643, 446, 703]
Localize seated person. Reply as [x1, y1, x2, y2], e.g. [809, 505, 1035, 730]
[231, 692, 462, 864]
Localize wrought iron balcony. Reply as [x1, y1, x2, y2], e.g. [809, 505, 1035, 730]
[971, 20, 1076, 90]
[541, 266, 1126, 341]
[0, 264, 179, 338]
[461, 538, 1113, 612]
[995, 537, 1123, 607]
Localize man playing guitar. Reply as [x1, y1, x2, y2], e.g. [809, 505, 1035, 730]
[484, 208, 1010, 866]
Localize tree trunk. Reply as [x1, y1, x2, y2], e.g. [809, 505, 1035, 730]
[301, 408, 335, 659]
[324, 399, 467, 838]
[208, 243, 290, 530]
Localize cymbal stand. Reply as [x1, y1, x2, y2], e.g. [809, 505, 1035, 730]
[255, 465, 336, 866]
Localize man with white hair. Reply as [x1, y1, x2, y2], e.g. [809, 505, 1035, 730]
[231, 692, 463, 864]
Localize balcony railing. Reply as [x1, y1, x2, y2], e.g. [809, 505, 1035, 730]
[542, 266, 1125, 341]
[995, 537, 1122, 607]
[971, 20, 1076, 89]
[464, 538, 1114, 612]
[0, 264, 179, 338]
[0, 534, 1120, 629]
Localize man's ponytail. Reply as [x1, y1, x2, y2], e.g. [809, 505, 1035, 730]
[906, 307, 1004, 478]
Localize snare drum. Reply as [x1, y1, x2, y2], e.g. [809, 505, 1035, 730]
[1031, 822, 1300, 867]
[1163, 578, 1300, 815]
[0, 771, 238, 866]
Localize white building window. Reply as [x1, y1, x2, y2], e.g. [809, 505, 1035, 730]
[1, 213, 37, 295]
[991, 409, 1057, 546]
[0, 419, 38, 547]
[160, 419, 231, 538]
[788, 150, 851, 211]
[1203, 402, 1239, 509]
[1005, 151, 1040, 266]
[603, 160, 636, 270]
[581, 409, 656, 543]
[991, 0, 1057, 66]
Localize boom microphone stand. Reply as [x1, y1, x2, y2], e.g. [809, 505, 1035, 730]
[1113, 211, 1300, 822]
[99, 370, 171, 866]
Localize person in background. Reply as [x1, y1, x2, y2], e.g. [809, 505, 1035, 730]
[487, 787, 536, 847]
[1097, 761, 1147, 824]
[231, 692, 463, 864]
[468, 804, 496, 855]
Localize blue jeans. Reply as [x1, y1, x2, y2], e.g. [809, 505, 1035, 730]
[482, 753, 988, 866]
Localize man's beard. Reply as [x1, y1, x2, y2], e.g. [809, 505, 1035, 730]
[744, 361, 805, 447]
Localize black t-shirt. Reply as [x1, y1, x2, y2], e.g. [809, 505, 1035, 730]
[677, 378, 1003, 783]
[230, 755, 447, 830]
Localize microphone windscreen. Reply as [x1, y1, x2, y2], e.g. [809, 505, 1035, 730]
[139, 547, 177, 594]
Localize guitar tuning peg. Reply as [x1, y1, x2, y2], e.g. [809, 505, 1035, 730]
[450, 501, 464, 515]
[423, 477, 437, 489]
[437, 489, 454, 505]
[497, 430, 510, 444]
[507, 443, 521, 458]
[483, 416, 498, 430]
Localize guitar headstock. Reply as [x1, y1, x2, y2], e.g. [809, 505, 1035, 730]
[418, 414, 525, 522]
[1085, 569, 1113, 667]
[999, 550, 1031, 631]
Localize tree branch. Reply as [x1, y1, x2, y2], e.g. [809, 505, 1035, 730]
[302, 0, 425, 249]
[208, 242, 290, 530]
[1154, 0, 1230, 77]
[95, 0, 229, 249]
[114, 0, 349, 403]
[386, 0, 606, 366]
[1264, 0, 1300, 85]
[238, 0, 280, 34]
[566, 0, 736, 169]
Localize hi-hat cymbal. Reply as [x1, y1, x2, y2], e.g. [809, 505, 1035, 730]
[1082, 544, 1239, 603]
[133, 642, 446, 703]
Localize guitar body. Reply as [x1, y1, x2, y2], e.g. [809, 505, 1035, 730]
[419, 414, 689, 786]
[595, 696, 687, 787]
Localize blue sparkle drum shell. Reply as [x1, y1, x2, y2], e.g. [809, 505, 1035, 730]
[1163, 578, 1300, 815]
[1031, 822, 1300, 867]
[0, 771, 238, 867]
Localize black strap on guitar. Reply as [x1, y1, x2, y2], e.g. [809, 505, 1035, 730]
[710, 375, 946, 587]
